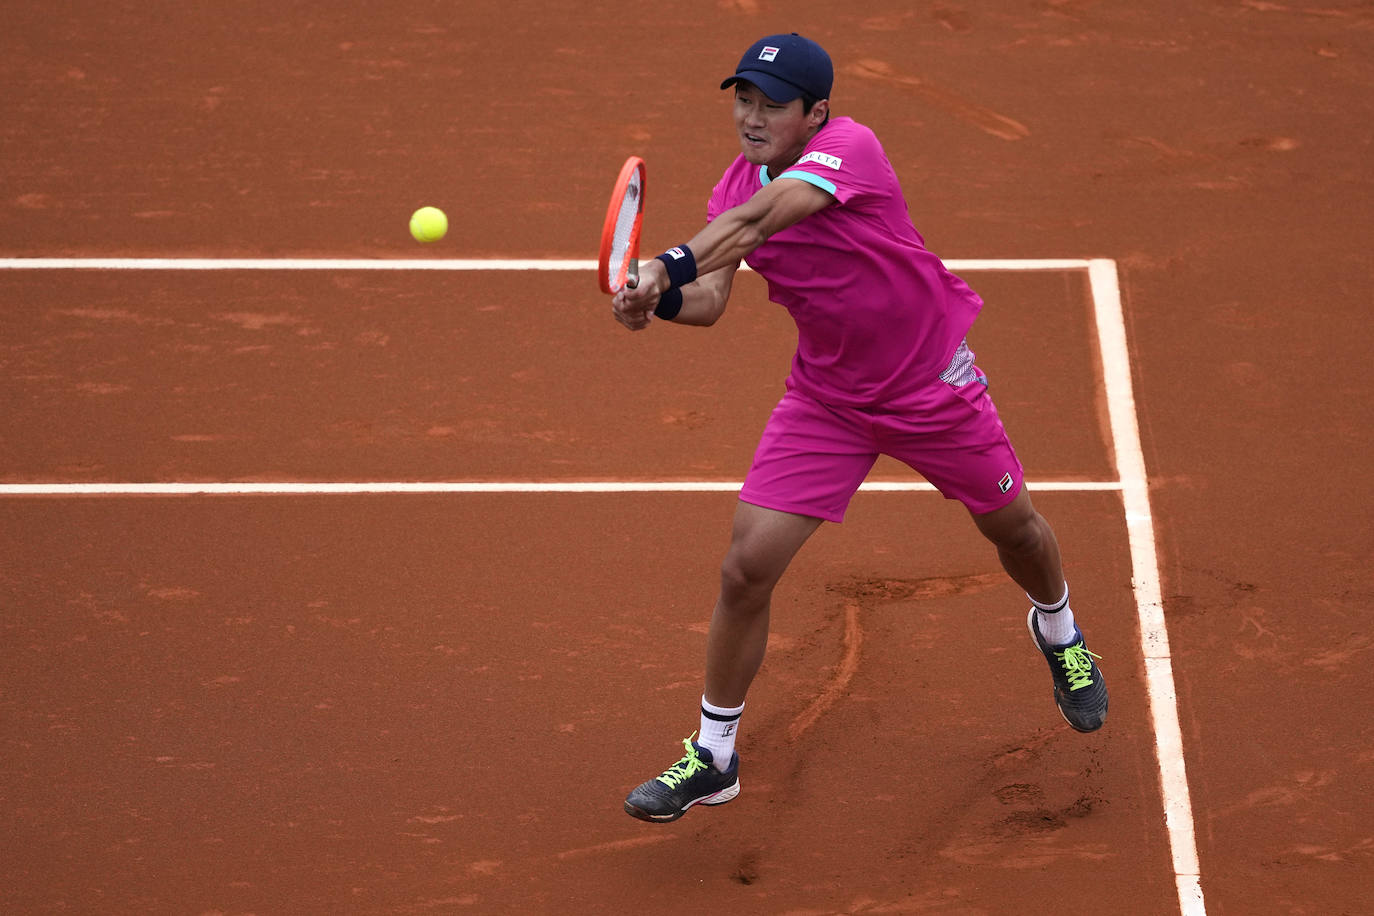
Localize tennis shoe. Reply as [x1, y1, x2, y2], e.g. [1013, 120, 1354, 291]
[624, 735, 740, 823]
[1028, 609, 1108, 732]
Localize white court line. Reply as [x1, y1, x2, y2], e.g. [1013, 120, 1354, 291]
[0, 253, 1203, 912]
[0, 257, 1092, 272]
[0, 480, 1122, 496]
[1088, 259, 1205, 916]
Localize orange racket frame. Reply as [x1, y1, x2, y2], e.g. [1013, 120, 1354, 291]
[598, 156, 646, 294]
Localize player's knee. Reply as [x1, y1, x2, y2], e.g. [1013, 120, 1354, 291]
[719, 551, 779, 606]
[998, 519, 1046, 557]
[979, 506, 1048, 557]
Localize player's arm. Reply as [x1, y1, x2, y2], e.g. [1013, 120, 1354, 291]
[685, 176, 834, 276]
[619, 176, 833, 312]
[611, 261, 738, 331]
[671, 261, 739, 326]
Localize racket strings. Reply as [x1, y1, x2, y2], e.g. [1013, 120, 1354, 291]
[608, 172, 642, 287]
[598, 156, 646, 294]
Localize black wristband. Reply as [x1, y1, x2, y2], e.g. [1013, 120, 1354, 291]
[653, 287, 684, 320]
[654, 245, 697, 288]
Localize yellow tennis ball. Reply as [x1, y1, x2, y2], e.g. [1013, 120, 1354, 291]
[409, 206, 448, 243]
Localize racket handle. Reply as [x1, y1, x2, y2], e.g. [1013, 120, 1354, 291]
[627, 258, 639, 288]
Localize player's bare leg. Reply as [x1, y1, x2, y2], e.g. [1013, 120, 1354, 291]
[969, 485, 1063, 603]
[972, 485, 1108, 731]
[704, 502, 824, 708]
[624, 502, 821, 822]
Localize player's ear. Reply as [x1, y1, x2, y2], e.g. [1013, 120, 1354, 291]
[809, 99, 829, 128]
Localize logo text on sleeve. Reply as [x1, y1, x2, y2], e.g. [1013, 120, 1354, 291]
[797, 151, 843, 170]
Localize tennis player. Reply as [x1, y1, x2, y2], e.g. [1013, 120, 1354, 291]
[613, 33, 1108, 823]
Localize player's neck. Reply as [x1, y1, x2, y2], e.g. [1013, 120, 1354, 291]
[765, 122, 827, 179]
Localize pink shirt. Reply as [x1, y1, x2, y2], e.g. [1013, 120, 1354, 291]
[707, 116, 983, 407]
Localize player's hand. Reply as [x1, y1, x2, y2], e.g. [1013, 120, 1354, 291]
[611, 260, 669, 331]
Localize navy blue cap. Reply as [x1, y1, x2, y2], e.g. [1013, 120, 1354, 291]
[720, 33, 833, 103]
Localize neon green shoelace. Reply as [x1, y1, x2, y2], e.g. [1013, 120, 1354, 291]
[1057, 643, 1103, 691]
[655, 735, 708, 789]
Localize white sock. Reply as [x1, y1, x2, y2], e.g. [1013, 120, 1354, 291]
[1031, 582, 1078, 646]
[698, 696, 744, 772]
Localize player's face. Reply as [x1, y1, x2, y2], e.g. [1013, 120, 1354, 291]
[733, 84, 828, 176]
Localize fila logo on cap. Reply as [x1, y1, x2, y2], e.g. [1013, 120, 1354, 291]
[758, 45, 780, 61]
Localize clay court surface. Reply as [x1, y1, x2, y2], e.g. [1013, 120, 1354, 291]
[2, 3, 1371, 914]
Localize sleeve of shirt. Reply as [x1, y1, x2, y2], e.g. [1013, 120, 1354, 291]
[707, 180, 726, 222]
[773, 119, 884, 207]
[707, 159, 744, 222]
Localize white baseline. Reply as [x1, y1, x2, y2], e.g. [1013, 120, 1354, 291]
[0, 257, 1091, 272]
[0, 480, 1121, 496]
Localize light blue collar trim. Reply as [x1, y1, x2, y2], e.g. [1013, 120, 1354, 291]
[759, 163, 837, 197]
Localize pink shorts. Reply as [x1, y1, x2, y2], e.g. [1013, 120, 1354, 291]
[739, 372, 1024, 522]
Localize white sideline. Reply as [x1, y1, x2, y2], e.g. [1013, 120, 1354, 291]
[1087, 259, 1204, 916]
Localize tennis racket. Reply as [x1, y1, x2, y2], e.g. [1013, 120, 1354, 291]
[598, 156, 646, 295]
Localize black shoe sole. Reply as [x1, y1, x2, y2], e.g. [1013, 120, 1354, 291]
[623, 779, 740, 823]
